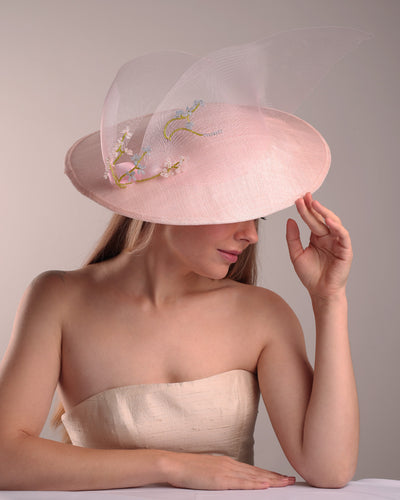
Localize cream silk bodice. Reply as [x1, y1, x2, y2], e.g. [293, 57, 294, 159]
[62, 369, 260, 465]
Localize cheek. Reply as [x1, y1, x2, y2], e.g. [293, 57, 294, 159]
[164, 225, 235, 269]
[165, 227, 228, 274]
[164, 227, 203, 260]
[167, 226, 218, 251]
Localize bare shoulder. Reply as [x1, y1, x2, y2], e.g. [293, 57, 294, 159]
[6, 267, 101, 359]
[22, 270, 67, 311]
[24, 262, 121, 331]
[29, 265, 100, 297]
[30, 270, 68, 292]
[222, 280, 304, 346]
[221, 279, 294, 316]
[0, 270, 91, 439]
[28, 269, 79, 303]
[21, 267, 95, 324]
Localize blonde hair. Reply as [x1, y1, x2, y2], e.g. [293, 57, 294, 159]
[83, 215, 156, 264]
[53, 214, 258, 440]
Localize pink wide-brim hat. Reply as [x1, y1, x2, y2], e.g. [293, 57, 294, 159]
[65, 28, 369, 225]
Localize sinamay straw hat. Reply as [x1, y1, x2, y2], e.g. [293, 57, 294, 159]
[65, 28, 369, 225]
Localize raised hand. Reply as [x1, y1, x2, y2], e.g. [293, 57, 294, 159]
[286, 192, 353, 299]
[165, 452, 296, 490]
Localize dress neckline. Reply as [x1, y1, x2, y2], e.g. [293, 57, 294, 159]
[65, 369, 257, 414]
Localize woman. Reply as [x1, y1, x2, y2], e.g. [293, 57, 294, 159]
[0, 196, 357, 491]
[0, 30, 361, 491]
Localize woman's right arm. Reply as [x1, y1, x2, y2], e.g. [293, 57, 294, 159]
[0, 271, 167, 490]
[0, 272, 292, 491]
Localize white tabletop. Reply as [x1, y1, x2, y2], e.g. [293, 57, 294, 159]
[0, 479, 399, 500]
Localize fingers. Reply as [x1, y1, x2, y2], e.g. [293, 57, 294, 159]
[227, 460, 296, 489]
[231, 476, 295, 490]
[311, 197, 342, 225]
[296, 193, 345, 232]
[222, 473, 295, 490]
[295, 192, 330, 237]
[323, 215, 353, 251]
[169, 452, 296, 491]
[309, 194, 352, 251]
[286, 218, 304, 263]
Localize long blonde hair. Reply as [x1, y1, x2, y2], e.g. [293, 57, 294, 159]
[53, 214, 258, 439]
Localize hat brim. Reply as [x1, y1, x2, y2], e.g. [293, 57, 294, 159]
[65, 107, 330, 225]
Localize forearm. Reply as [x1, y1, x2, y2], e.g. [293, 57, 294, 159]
[0, 433, 294, 491]
[0, 433, 169, 490]
[301, 293, 359, 487]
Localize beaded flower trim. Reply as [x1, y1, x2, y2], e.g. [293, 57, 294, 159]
[104, 100, 221, 188]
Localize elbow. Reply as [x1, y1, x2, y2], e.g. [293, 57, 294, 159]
[0, 445, 18, 490]
[0, 452, 14, 490]
[0, 439, 11, 487]
[306, 476, 351, 489]
[0, 432, 32, 490]
[301, 461, 356, 489]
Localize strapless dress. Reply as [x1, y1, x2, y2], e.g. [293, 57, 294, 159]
[62, 369, 260, 465]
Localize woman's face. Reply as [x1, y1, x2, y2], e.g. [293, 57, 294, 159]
[158, 220, 259, 279]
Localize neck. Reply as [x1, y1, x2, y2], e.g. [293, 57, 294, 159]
[111, 237, 213, 308]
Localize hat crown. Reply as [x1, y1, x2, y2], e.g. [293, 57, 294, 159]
[66, 27, 370, 224]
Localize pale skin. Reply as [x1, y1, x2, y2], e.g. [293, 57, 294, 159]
[0, 192, 358, 491]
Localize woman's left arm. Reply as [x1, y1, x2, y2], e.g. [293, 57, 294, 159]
[258, 192, 359, 488]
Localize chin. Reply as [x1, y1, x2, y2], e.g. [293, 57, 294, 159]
[196, 265, 230, 281]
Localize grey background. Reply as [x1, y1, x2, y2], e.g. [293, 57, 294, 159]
[0, 0, 399, 481]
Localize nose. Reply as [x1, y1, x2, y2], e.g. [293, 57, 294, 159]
[235, 220, 258, 245]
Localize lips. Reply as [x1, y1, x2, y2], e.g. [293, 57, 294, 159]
[217, 249, 241, 264]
